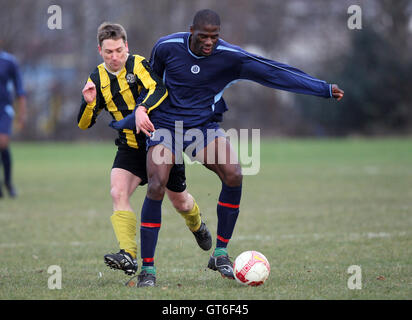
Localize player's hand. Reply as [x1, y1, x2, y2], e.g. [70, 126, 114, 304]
[331, 84, 344, 101]
[135, 105, 155, 137]
[82, 81, 97, 104]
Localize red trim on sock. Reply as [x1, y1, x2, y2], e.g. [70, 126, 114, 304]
[218, 201, 240, 209]
[143, 258, 154, 263]
[141, 222, 161, 228]
[217, 235, 230, 243]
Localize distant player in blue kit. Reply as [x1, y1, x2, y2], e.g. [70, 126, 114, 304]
[112, 9, 344, 286]
[0, 46, 27, 198]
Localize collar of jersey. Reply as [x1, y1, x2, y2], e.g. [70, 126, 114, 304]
[103, 54, 130, 75]
[186, 33, 207, 60]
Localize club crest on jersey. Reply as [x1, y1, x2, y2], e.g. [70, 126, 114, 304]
[126, 73, 136, 84]
[191, 65, 200, 74]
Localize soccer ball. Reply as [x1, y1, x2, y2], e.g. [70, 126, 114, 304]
[233, 250, 270, 286]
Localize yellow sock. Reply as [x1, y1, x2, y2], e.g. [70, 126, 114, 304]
[178, 200, 201, 232]
[110, 210, 137, 259]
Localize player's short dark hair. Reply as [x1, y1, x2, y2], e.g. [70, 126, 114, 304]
[192, 9, 221, 29]
[97, 22, 127, 47]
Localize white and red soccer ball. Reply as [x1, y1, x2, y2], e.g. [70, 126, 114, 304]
[233, 250, 270, 286]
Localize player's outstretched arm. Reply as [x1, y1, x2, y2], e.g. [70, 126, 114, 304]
[108, 105, 154, 137]
[108, 112, 135, 131]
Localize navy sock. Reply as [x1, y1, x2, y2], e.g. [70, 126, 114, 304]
[216, 183, 242, 248]
[0, 148, 11, 185]
[140, 196, 162, 267]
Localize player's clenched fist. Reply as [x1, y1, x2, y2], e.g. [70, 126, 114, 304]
[82, 81, 97, 104]
[331, 84, 344, 101]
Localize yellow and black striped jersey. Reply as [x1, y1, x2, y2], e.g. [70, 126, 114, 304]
[77, 54, 167, 149]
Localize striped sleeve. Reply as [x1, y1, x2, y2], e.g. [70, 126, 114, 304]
[133, 56, 168, 114]
[77, 75, 104, 130]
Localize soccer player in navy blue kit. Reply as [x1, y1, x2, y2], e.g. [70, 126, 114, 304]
[0, 46, 27, 198]
[113, 9, 344, 286]
[79, 23, 212, 282]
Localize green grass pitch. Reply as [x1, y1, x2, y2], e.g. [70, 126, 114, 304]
[0, 138, 411, 300]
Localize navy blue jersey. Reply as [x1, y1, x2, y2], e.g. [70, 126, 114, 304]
[148, 32, 332, 128]
[0, 51, 25, 109]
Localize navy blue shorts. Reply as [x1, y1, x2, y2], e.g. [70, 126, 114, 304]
[0, 105, 14, 135]
[146, 121, 226, 163]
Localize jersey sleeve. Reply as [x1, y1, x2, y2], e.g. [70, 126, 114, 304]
[149, 40, 166, 81]
[77, 75, 104, 130]
[133, 57, 167, 114]
[238, 51, 332, 98]
[10, 59, 25, 97]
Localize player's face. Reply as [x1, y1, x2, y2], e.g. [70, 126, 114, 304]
[190, 24, 220, 56]
[98, 38, 129, 72]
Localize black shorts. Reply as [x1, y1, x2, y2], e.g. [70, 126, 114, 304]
[112, 145, 187, 193]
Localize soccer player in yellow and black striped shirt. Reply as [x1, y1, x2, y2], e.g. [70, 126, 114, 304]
[77, 23, 211, 279]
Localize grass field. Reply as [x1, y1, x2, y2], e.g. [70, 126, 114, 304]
[0, 138, 411, 300]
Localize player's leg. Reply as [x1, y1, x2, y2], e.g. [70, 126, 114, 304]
[137, 144, 174, 286]
[197, 136, 243, 279]
[0, 134, 7, 198]
[165, 162, 212, 250]
[104, 146, 146, 275]
[111, 167, 142, 212]
[104, 167, 141, 275]
[0, 107, 16, 198]
[166, 187, 212, 251]
[110, 167, 141, 255]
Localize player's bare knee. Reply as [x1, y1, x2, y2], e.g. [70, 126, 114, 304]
[0, 135, 9, 149]
[110, 186, 129, 204]
[147, 178, 166, 200]
[223, 166, 243, 186]
[172, 195, 192, 212]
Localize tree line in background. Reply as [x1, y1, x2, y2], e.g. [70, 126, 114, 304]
[1, 0, 411, 140]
